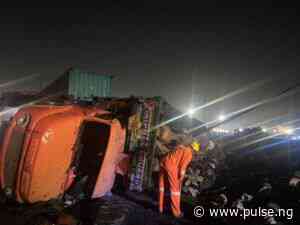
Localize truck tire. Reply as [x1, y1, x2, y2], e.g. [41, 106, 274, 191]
[93, 196, 137, 225]
[72, 195, 158, 225]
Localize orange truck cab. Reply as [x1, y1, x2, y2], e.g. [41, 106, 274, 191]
[0, 104, 126, 203]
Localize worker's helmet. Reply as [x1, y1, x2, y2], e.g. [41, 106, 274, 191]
[191, 141, 200, 152]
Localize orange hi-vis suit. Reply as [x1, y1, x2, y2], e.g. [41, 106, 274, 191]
[159, 145, 193, 217]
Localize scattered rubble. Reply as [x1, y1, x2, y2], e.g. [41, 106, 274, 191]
[289, 171, 300, 188]
[182, 142, 226, 197]
[210, 193, 228, 207]
[258, 181, 272, 193]
[232, 193, 253, 210]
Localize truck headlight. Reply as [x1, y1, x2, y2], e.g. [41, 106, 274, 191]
[16, 114, 30, 127]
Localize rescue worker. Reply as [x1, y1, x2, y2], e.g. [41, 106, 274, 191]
[159, 140, 200, 218]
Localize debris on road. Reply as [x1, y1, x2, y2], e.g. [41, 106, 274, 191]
[289, 171, 300, 188]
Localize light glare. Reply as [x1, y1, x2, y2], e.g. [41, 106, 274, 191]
[187, 108, 196, 117]
[285, 128, 294, 135]
[218, 114, 226, 121]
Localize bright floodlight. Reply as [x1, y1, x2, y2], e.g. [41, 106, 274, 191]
[187, 108, 196, 117]
[218, 114, 226, 121]
[285, 128, 294, 135]
[262, 128, 267, 132]
[239, 128, 244, 132]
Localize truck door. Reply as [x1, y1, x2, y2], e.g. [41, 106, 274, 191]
[72, 118, 125, 198]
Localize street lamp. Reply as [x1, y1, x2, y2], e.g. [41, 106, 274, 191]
[218, 114, 225, 121]
[187, 108, 196, 117]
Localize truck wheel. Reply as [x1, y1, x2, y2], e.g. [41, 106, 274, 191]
[94, 197, 160, 225]
[75, 195, 157, 225]
[93, 196, 137, 225]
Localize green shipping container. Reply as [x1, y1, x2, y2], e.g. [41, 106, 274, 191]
[68, 69, 112, 99]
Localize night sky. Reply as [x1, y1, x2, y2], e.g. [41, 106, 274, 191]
[1, 4, 299, 130]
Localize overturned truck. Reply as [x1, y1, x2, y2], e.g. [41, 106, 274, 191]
[0, 104, 126, 203]
[0, 97, 165, 224]
[0, 96, 222, 224]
